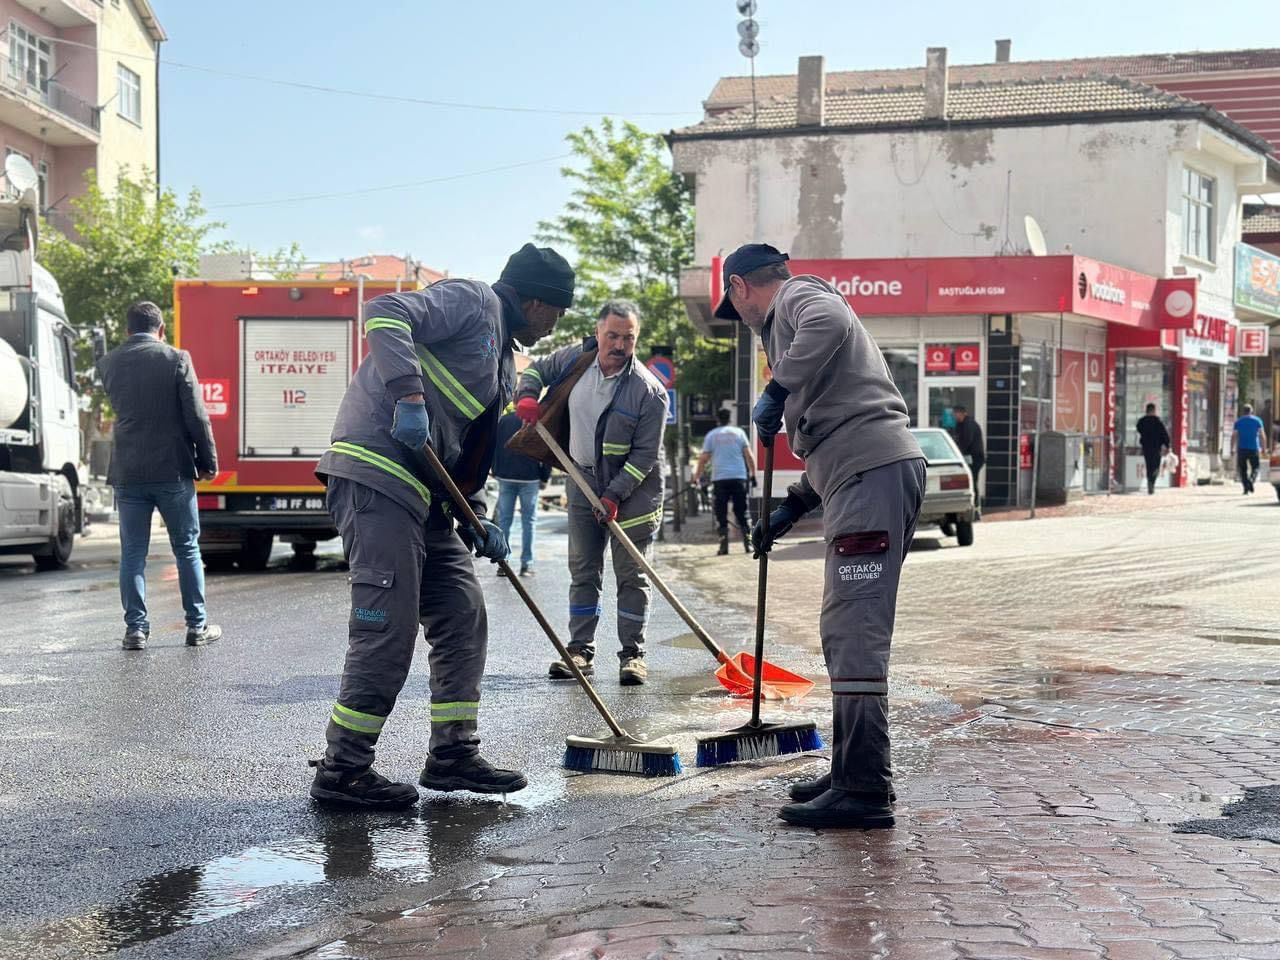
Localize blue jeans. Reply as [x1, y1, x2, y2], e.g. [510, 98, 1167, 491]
[496, 479, 539, 568]
[115, 480, 207, 632]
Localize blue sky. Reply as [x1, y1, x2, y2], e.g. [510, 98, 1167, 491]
[158, 0, 1271, 281]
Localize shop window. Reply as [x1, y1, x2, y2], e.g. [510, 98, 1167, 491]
[1182, 168, 1215, 264]
[1019, 344, 1052, 432]
[1184, 364, 1218, 454]
[881, 347, 919, 425]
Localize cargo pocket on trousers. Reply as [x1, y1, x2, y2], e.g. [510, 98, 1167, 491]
[829, 531, 890, 601]
[349, 564, 395, 633]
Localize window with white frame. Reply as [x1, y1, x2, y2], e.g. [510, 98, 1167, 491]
[8, 21, 53, 95]
[117, 63, 141, 124]
[1182, 167, 1216, 263]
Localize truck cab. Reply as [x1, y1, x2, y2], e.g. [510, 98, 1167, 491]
[0, 187, 84, 569]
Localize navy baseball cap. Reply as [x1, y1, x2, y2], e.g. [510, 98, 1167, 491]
[715, 243, 790, 321]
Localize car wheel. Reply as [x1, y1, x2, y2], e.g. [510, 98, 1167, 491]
[955, 521, 975, 547]
[33, 480, 75, 571]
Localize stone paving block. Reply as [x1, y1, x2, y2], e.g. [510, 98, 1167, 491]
[1211, 913, 1280, 943]
[1158, 944, 1280, 959]
[1092, 941, 1178, 960]
[957, 946, 1104, 960]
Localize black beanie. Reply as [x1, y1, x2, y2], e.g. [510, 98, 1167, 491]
[499, 244, 575, 308]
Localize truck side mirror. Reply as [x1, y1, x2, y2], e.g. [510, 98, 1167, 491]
[91, 328, 107, 363]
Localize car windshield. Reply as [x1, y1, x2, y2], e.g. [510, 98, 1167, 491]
[912, 430, 962, 462]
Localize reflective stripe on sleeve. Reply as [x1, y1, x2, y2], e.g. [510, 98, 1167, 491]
[623, 462, 647, 482]
[617, 507, 662, 530]
[602, 442, 631, 456]
[364, 317, 413, 334]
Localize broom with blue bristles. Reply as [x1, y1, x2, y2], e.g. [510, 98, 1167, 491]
[418, 443, 680, 778]
[696, 440, 823, 767]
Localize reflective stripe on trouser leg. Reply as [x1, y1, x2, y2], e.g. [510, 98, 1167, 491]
[324, 477, 426, 772]
[566, 482, 608, 658]
[819, 458, 926, 794]
[420, 527, 488, 759]
[611, 531, 653, 661]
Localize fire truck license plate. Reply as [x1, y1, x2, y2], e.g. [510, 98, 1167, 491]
[267, 496, 325, 511]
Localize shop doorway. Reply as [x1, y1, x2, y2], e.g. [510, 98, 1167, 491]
[927, 381, 979, 430]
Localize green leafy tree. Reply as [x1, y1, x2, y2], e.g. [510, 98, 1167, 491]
[536, 119, 729, 402]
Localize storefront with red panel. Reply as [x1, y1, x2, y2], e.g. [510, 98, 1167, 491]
[712, 254, 1200, 506]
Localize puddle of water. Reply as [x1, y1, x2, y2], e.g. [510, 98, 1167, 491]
[1199, 633, 1280, 646]
[662, 632, 712, 651]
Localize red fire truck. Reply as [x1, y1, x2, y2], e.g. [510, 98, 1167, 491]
[173, 278, 405, 569]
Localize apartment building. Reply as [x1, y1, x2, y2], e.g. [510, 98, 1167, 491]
[0, 0, 164, 232]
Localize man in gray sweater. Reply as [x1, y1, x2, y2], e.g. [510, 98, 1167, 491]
[716, 244, 925, 829]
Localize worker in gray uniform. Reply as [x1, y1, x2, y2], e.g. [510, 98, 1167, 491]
[513, 300, 667, 686]
[310, 243, 574, 809]
[715, 243, 925, 830]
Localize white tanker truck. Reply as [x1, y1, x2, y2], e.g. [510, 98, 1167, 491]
[0, 156, 86, 570]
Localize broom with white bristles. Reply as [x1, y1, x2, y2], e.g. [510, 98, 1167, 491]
[417, 443, 680, 778]
[696, 440, 823, 767]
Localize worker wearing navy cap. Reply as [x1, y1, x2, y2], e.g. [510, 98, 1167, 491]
[311, 243, 574, 809]
[717, 243, 925, 829]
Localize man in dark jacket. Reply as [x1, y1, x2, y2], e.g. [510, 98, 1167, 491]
[493, 405, 551, 577]
[951, 405, 985, 507]
[97, 301, 221, 651]
[309, 243, 573, 810]
[1135, 404, 1170, 495]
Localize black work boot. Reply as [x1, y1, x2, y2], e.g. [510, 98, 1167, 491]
[717, 535, 729, 556]
[186, 623, 222, 647]
[779, 789, 895, 829]
[743, 532, 752, 554]
[121, 627, 148, 651]
[789, 771, 896, 805]
[309, 763, 420, 810]
[420, 754, 528, 795]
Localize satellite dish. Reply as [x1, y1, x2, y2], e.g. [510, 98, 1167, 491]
[738, 37, 760, 58]
[736, 0, 758, 14]
[5, 154, 37, 195]
[737, 18, 760, 40]
[1024, 215, 1048, 257]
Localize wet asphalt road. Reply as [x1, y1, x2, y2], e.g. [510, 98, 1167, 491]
[0, 510, 826, 960]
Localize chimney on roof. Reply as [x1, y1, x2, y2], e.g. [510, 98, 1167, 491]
[797, 55, 825, 126]
[995, 39, 1012, 63]
[924, 47, 948, 120]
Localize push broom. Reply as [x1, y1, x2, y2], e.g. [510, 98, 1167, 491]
[695, 440, 823, 767]
[533, 422, 813, 701]
[417, 443, 680, 777]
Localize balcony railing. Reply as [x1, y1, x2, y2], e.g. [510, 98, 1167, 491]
[0, 53, 100, 134]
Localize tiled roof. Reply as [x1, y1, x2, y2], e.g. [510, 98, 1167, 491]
[1244, 205, 1280, 236]
[706, 48, 1280, 109]
[671, 75, 1270, 154]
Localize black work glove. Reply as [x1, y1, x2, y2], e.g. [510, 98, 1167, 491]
[751, 491, 809, 559]
[457, 518, 509, 562]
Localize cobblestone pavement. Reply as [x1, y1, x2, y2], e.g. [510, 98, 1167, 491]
[257, 487, 1280, 960]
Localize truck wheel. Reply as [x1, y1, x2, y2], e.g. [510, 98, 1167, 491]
[955, 521, 975, 547]
[291, 541, 317, 557]
[33, 483, 76, 571]
[238, 531, 274, 571]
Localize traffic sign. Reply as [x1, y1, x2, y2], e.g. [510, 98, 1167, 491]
[666, 388, 678, 425]
[646, 355, 675, 388]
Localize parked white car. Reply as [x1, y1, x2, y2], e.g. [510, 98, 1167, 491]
[909, 428, 977, 546]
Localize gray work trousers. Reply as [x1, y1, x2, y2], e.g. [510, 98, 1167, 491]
[322, 477, 488, 772]
[820, 458, 926, 796]
[566, 478, 653, 663]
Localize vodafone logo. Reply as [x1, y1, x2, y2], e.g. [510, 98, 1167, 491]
[830, 275, 904, 298]
[1164, 289, 1193, 319]
[1089, 281, 1127, 305]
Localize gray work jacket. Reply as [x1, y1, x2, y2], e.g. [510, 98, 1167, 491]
[317, 279, 519, 522]
[517, 339, 667, 535]
[97, 333, 217, 486]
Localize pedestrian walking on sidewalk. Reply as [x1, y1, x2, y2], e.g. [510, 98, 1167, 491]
[96, 301, 222, 652]
[492, 405, 551, 577]
[310, 243, 574, 809]
[1136, 404, 1171, 495]
[693, 408, 756, 555]
[1232, 404, 1268, 495]
[950, 405, 985, 509]
[716, 244, 925, 830]
[515, 300, 667, 687]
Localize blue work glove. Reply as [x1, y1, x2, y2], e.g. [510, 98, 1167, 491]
[458, 518, 509, 562]
[390, 398, 430, 449]
[752, 380, 788, 444]
[751, 492, 808, 559]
